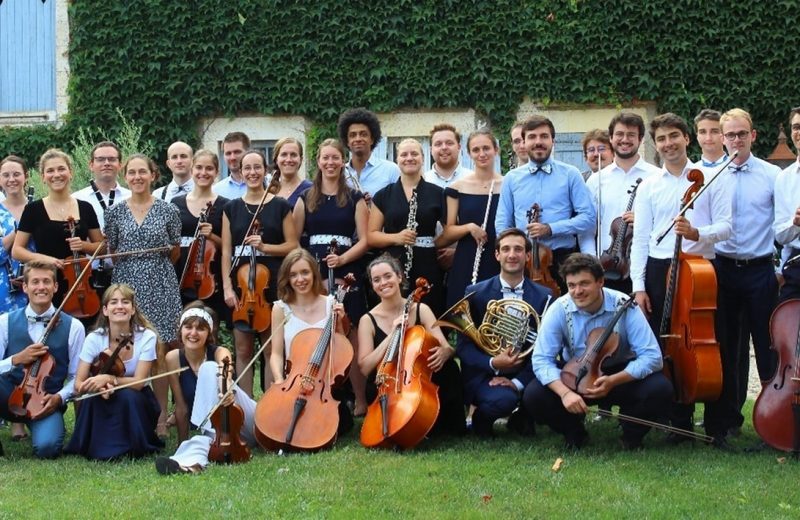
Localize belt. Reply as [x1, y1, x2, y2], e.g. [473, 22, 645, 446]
[180, 236, 196, 247]
[234, 245, 269, 257]
[414, 236, 435, 248]
[309, 234, 353, 247]
[646, 256, 672, 266]
[715, 254, 773, 267]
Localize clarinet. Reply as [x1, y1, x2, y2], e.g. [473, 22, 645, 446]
[403, 189, 418, 288]
[471, 179, 495, 285]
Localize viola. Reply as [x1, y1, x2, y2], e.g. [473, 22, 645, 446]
[254, 276, 355, 452]
[209, 357, 251, 463]
[326, 239, 352, 336]
[526, 203, 560, 297]
[600, 178, 642, 281]
[61, 216, 101, 318]
[658, 169, 722, 404]
[88, 333, 133, 378]
[179, 201, 217, 300]
[561, 295, 637, 394]
[232, 220, 271, 333]
[361, 278, 440, 449]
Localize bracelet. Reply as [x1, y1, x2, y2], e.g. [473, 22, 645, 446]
[559, 389, 571, 399]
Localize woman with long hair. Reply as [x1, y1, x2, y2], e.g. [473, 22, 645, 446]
[267, 137, 312, 208]
[0, 155, 30, 313]
[65, 284, 163, 459]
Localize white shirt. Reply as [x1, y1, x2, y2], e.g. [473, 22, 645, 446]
[581, 157, 660, 254]
[774, 160, 800, 250]
[153, 178, 194, 202]
[0, 305, 86, 401]
[714, 155, 779, 259]
[79, 328, 157, 377]
[74, 182, 132, 230]
[423, 164, 473, 189]
[630, 160, 732, 292]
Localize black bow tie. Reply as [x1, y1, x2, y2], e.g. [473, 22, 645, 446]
[502, 285, 523, 295]
[728, 164, 749, 173]
[27, 315, 52, 324]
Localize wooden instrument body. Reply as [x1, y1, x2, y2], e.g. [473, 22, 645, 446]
[526, 204, 560, 296]
[232, 259, 271, 333]
[181, 238, 217, 300]
[8, 352, 56, 420]
[560, 331, 620, 395]
[360, 325, 440, 449]
[89, 351, 125, 378]
[255, 328, 353, 452]
[753, 299, 800, 452]
[61, 255, 100, 318]
[599, 216, 633, 281]
[209, 402, 251, 464]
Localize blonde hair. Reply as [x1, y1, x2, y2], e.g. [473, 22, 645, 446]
[720, 108, 753, 131]
[92, 283, 158, 334]
[38, 148, 73, 176]
[192, 149, 219, 172]
[276, 248, 324, 303]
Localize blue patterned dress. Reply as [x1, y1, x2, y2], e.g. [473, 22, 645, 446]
[0, 205, 26, 312]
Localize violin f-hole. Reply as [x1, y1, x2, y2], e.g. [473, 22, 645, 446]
[774, 363, 792, 391]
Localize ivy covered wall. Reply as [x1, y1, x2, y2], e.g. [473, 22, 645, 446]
[2, 0, 798, 165]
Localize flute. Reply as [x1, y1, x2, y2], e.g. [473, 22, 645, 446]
[471, 179, 495, 285]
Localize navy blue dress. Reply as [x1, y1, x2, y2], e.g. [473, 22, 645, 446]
[178, 343, 219, 427]
[444, 188, 500, 309]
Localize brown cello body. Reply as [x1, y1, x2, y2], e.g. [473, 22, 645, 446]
[255, 327, 353, 452]
[752, 299, 800, 452]
[360, 325, 440, 449]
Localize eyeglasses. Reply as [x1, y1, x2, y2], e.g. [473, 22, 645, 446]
[93, 156, 119, 163]
[586, 146, 608, 154]
[723, 131, 750, 141]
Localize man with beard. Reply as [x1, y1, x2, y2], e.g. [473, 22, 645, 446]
[495, 115, 595, 293]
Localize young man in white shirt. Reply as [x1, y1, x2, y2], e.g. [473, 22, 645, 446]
[154, 141, 194, 202]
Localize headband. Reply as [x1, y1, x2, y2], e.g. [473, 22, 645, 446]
[180, 308, 214, 332]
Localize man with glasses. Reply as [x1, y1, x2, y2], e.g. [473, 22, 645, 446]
[774, 106, 800, 302]
[509, 123, 529, 169]
[579, 129, 614, 182]
[154, 141, 194, 202]
[706, 108, 779, 447]
[582, 114, 660, 293]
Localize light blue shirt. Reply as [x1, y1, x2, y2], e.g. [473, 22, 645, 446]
[532, 288, 662, 386]
[213, 176, 247, 200]
[495, 158, 596, 250]
[714, 155, 779, 259]
[345, 154, 400, 197]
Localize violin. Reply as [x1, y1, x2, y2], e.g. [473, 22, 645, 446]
[209, 357, 251, 463]
[254, 276, 355, 452]
[326, 239, 352, 336]
[561, 295, 637, 394]
[361, 278, 440, 449]
[179, 201, 217, 300]
[526, 203, 560, 297]
[61, 216, 101, 318]
[600, 178, 642, 281]
[8, 241, 104, 420]
[232, 220, 271, 333]
[88, 333, 133, 378]
[658, 169, 722, 404]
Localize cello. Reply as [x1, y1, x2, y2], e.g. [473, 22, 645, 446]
[360, 278, 440, 449]
[232, 220, 271, 333]
[254, 275, 355, 452]
[61, 216, 101, 318]
[179, 201, 217, 300]
[209, 357, 251, 463]
[658, 169, 722, 404]
[600, 178, 642, 281]
[526, 203, 560, 296]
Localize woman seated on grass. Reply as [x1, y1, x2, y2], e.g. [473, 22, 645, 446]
[65, 284, 163, 460]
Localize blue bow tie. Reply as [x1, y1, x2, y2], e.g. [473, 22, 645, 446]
[728, 163, 749, 173]
[529, 163, 552, 175]
[27, 314, 52, 324]
[702, 156, 727, 168]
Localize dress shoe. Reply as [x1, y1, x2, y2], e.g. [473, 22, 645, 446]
[563, 429, 589, 450]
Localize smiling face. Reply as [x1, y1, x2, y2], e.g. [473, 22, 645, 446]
[346, 123, 374, 157]
[524, 125, 554, 163]
[654, 126, 690, 168]
[240, 152, 267, 189]
[124, 158, 156, 194]
[181, 319, 211, 351]
[223, 140, 246, 175]
[192, 154, 218, 189]
[431, 130, 460, 170]
[41, 157, 73, 193]
[511, 126, 528, 163]
[584, 139, 614, 172]
[611, 123, 643, 160]
[276, 142, 302, 178]
[495, 234, 529, 277]
[396, 140, 423, 176]
[369, 261, 402, 301]
[22, 267, 57, 311]
[288, 258, 316, 296]
[0, 160, 27, 196]
[317, 145, 344, 182]
[722, 116, 755, 162]
[102, 289, 134, 325]
[166, 142, 193, 178]
[565, 269, 604, 312]
[89, 145, 121, 185]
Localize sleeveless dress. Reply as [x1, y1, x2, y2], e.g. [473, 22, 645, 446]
[65, 328, 164, 460]
[178, 343, 220, 426]
[444, 188, 500, 309]
[365, 304, 465, 437]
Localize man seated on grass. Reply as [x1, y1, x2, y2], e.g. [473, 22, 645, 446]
[0, 262, 85, 458]
[522, 253, 672, 450]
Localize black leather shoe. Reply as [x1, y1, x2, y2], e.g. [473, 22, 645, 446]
[665, 432, 694, 446]
[564, 429, 589, 450]
[620, 435, 644, 451]
[507, 410, 536, 436]
[155, 456, 189, 475]
[712, 434, 737, 453]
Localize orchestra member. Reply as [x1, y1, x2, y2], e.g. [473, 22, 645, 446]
[774, 106, 800, 302]
[154, 141, 194, 202]
[338, 107, 400, 199]
[213, 132, 251, 200]
[579, 129, 614, 182]
[269, 137, 312, 208]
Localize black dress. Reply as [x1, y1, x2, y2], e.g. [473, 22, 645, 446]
[178, 343, 220, 427]
[365, 306, 466, 438]
[372, 179, 445, 316]
[17, 199, 100, 306]
[301, 188, 366, 323]
[444, 188, 501, 309]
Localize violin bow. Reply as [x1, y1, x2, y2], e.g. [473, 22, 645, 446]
[228, 186, 271, 276]
[196, 309, 294, 430]
[655, 151, 738, 245]
[72, 366, 188, 401]
[593, 408, 713, 443]
[61, 245, 171, 264]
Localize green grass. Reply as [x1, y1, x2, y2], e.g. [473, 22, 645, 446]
[1, 402, 797, 519]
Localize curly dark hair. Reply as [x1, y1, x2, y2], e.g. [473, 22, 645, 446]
[337, 107, 382, 151]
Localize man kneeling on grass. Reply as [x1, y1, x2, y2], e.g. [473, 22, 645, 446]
[521, 253, 672, 450]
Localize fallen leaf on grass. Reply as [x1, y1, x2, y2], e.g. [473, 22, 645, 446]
[277, 467, 289, 474]
[777, 457, 787, 464]
[482, 494, 492, 504]
[552, 458, 563, 472]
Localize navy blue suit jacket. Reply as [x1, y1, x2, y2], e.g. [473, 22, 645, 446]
[455, 276, 552, 404]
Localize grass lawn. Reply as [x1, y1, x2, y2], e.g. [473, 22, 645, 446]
[1, 400, 797, 519]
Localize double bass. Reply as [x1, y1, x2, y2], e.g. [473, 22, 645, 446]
[232, 220, 271, 333]
[62, 216, 101, 318]
[525, 203, 560, 297]
[209, 357, 251, 463]
[254, 276, 355, 452]
[600, 178, 642, 281]
[179, 201, 217, 300]
[658, 169, 722, 404]
[361, 278, 440, 449]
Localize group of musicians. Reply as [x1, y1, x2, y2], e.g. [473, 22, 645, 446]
[0, 105, 798, 470]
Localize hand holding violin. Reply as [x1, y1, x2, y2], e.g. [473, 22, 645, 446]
[11, 342, 48, 366]
[198, 222, 213, 238]
[527, 222, 551, 239]
[621, 210, 635, 224]
[243, 233, 264, 251]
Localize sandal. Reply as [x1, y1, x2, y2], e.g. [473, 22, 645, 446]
[155, 456, 202, 475]
[165, 412, 176, 428]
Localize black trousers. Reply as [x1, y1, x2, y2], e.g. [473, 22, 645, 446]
[521, 372, 673, 442]
[779, 251, 800, 303]
[704, 256, 778, 435]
